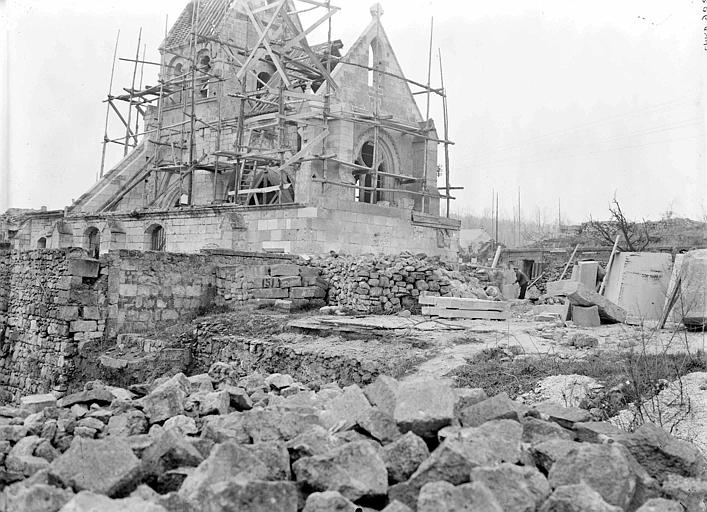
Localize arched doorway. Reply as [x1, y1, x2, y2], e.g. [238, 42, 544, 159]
[37, 237, 47, 249]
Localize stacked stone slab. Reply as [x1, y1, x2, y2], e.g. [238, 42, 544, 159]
[215, 262, 326, 310]
[315, 254, 477, 314]
[0, 368, 702, 511]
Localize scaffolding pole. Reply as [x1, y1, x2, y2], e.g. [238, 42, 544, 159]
[100, 30, 120, 179]
[124, 28, 142, 156]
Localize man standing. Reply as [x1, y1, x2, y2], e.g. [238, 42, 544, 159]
[514, 267, 529, 299]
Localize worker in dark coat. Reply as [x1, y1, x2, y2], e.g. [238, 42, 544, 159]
[514, 267, 530, 299]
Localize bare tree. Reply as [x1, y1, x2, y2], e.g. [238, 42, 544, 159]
[589, 197, 651, 251]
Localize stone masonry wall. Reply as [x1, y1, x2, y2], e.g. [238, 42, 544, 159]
[0, 249, 107, 401]
[315, 253, 462, 314]
[105, 249, 299, 336]
[215, 261, 326, 310]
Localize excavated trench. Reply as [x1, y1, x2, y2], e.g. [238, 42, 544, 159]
[76, 309, 435, 391]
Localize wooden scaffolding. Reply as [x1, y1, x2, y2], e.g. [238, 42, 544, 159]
[97, 0, 458, 216]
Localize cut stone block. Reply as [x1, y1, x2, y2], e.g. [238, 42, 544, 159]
[269, 264, 301, 277]
[546, 280, 626, 323]
[252, 288, 289, 299]
[68, 258, 100, 278]
[571, 305, 601, 327]
[532, 303, 570, 322]
[290, 286, 326, 299]
[575, 261, 598, 290]
[421, 307, 509, 320]
[603, 252, 672, 323]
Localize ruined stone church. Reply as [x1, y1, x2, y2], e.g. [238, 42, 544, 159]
[7, 0, 459, 260]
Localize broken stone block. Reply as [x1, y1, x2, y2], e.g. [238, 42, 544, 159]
[20, 394, 57, 414]
[198, 480, 297, 512]
[453, 387, 488, 417]
[163, 414, 198, 436]
[49, 437, 142, 496]
[546, 280, 626, 323]
[244, 408, 322, 443]
[293, 440, 388, 502]
[548, 443, 636, 509]
[612, 422, 707, 480]
[521, 417, 575, 444]
[417, 481, 503, 512]
[107, 410, 148, 437]
[57, 387, 115, 408]
[5, 436, 49, 476]
[572, 305, 601, 327]
[393, 379, 455, 438]
[458, 392, 522, 427]
[660, 473, 707, 511]
[572, 421, 623, 443]
[470, 462, 551, 512]
[265, 373, 295, 391]
[356, 407, 401, 444]
[531, 439, 583, 473]
[286, 425, 345, 462]
[438, 420, 523, 464]
[319, 384, 372, 431]
[221, 385, 253, 411]
[179, 441, 291, 503]
[186, 374, 213, 392]
[364, 375, 400, 416]
[141, 429, 204, 478]
[59, 491, 168, 512]
[381, 431, 430, 484]
[140, 373, 190, 424]
[539, 483, 622, 512]
[389, 420, 522, 508]
[534, 401, 591, 428]
[635, 498, 686, 512]
[381, 501, 414, 512]
[301, 491, 357, 512]
[195, 390, 230, 416]
[4, 482, 74, 512]
[0, 424, 28, 443]
[201, 412, 250, 443]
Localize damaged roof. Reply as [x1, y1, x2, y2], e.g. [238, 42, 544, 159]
[163, 0, 234, 49]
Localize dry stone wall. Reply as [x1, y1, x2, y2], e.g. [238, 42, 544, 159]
[314, 254, 463, 314]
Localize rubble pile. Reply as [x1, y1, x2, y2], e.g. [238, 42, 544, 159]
[0, 366, 704, 512]
[315, 254, 489, 314]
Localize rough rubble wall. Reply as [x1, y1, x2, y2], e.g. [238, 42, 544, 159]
[315, 253, 459, 314]
[0, 250, 108, 401]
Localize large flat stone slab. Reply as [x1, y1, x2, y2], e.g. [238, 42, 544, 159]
[546, 280, 626, 323]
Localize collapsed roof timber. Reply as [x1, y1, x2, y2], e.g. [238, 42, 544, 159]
[8, 0, 461, 260]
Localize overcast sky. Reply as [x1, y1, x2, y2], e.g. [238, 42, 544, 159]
[2, 0, 706, 224]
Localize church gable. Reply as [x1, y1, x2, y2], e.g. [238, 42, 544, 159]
[329, 6, 423, 125]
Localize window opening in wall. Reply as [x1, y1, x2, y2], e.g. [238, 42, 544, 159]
[149, 225, 166, 251]
[355, 141, 384, 204]
[368, 41, 375, 87]
[86, 228, 100, 259]
[37, 237, 46, 249]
